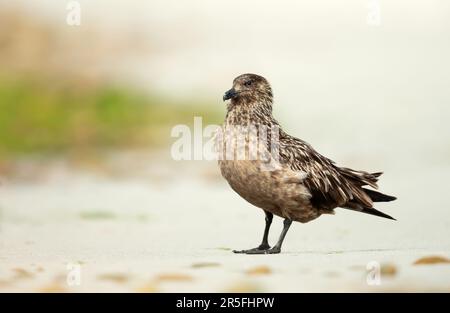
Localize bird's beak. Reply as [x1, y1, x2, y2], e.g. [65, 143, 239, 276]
[223, 88, 238, 101]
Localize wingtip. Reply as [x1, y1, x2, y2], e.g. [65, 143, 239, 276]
[362, 207, 396, 221]
[379, 212, 396, 221]
[380, 212, 397, 221]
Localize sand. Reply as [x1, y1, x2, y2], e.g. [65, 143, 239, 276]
[0, 156, 449, 292]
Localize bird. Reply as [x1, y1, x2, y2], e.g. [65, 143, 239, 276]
[217, 73, 396, 254]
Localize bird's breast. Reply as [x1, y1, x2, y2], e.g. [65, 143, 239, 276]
[218, 158, 314, 217]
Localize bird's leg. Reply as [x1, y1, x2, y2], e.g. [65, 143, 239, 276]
[233, 211, 273, 254]
[259, 211, 273, 249]
[265, 218, 292, 254]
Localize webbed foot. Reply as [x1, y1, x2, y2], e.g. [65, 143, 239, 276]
[232, 244, 271, 254]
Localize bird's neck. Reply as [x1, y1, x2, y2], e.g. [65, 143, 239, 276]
[225, 97, 274, 126]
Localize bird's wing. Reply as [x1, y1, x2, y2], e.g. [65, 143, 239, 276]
[279, 135, 372, 210]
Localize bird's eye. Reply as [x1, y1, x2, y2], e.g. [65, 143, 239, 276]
[244, 80, 252, 87]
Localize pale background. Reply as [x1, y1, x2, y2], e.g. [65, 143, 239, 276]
[0, 0, 449, 292]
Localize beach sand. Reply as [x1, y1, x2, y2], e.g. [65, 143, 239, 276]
[0, 154, 449, 292]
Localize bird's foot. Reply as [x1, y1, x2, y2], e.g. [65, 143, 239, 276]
[233, 244, 280, 255]
[264, 246, 281, 254]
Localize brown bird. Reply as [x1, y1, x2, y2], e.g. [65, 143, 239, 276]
[218, 73, 396, 254]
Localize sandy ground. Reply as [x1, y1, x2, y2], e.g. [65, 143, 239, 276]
[0, 0, 449, 293]
[0, 153, 449, 293]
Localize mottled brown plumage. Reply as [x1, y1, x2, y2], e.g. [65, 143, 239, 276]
[218, 73, 396, 254]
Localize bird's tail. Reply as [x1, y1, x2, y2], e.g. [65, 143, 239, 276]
[363, 188, 397, 202]
[339, 167, 397, 220]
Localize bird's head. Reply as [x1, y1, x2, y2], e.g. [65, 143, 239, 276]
[223, 74, 273, 104]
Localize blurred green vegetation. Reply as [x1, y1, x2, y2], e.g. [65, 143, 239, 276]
[0, 78, 222, 160]
[0, 9, 223, 161]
